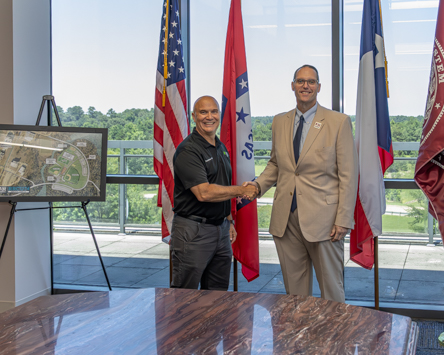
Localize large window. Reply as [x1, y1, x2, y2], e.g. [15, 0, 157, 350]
[51, 0, 444, 309]
[51, 1, 167, 290]
[343, 0, 442, 306]
[191, 0, 332, 231]
[344, 0, 437, 237]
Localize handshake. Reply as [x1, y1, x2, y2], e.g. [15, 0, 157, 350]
[238, 181, 260, 201]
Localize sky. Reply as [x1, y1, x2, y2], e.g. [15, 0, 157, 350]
[52, 0, 439, 117]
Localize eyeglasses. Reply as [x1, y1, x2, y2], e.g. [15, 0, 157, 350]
[294, 79, 318, 86]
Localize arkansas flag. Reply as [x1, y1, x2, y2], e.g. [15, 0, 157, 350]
[154, 0, 189, 243]
[350, 0, 394, 269]
[220, 0, 259, 282]
[415, 0, 444, 242]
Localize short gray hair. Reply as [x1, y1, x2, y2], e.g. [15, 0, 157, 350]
[293, 65, 320, 82]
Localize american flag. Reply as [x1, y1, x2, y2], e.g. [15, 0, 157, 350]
[154, 0, 189, 243]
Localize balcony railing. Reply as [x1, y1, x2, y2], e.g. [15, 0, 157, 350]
[54, 140, 441, 245]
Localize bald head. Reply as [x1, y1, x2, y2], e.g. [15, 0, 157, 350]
[192, 95, 221, 143]
[193, 96, 220, 113]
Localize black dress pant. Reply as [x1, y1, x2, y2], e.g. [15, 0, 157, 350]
[170, 215, 232, 290]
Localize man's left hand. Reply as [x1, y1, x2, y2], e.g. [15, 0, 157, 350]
[229, 223, 237, 244]
[330, 225, 350, 242]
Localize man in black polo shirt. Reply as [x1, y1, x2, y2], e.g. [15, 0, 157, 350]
[171, 95, 257, 290]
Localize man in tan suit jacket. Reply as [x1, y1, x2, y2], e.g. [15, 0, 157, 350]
[246, 65, 358, 302]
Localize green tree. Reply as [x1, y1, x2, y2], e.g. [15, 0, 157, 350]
[405, 190, 428, 233]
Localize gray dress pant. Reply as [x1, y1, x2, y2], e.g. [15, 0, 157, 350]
[170, 215, 232, 290]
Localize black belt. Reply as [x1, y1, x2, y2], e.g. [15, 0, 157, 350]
[177, 214, 225, 226]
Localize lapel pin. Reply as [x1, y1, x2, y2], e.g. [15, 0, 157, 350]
[314, 122, 322, 129]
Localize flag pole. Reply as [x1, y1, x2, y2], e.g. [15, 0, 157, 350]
[374, 236, 379, 310]
[376, 0, 386, 311]
[233, 258, 238, 291]
[170, 249, 173, 287]
[164, 0, 170, 286]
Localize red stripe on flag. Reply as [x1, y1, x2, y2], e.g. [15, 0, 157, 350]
[155, 89, 166, 114]
[379, 145, 394, 174]
[161, 214, 169, 241]
[350, 189, 375, 270]
[156, 180, 163, 208]
[162, 151, 175, 204]
[176, 80, 188, 117]
[154, 122, 164, 147]
[163, 92, 186, 149]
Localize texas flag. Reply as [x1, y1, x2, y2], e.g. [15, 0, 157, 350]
[220, 0, 259, 282]
[350, 0, 394, 270]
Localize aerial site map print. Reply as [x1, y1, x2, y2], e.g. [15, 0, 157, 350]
[0, 125, 108, 202]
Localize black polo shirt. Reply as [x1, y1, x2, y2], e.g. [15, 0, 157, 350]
[173, 128, 232, 220]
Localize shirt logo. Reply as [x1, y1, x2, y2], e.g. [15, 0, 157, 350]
[205, 157, 213, 163]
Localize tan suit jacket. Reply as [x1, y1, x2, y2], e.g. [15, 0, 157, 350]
[256, 104, 358, 242]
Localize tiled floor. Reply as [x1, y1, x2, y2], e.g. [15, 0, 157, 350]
[53, 232, 444, 306]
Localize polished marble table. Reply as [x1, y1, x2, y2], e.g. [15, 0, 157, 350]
[0, 288, 417, 354]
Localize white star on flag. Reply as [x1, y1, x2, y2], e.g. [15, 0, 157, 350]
[239, 79, 248, 89]
[169, 32, 174, 38]
[236, 197, 243, 204]
[171, 21, 177, 27]
[169, 60, 175, 67]
[173, 49, 179, 56]
[177, 39, 182, 45]
[179, 67, 184, 73]
[436, 103, 441, 109]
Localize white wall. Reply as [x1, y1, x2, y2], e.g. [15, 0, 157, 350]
[0, 0, 52, 312]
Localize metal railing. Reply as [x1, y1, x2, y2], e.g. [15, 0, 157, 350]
[53, 140, 440, 245]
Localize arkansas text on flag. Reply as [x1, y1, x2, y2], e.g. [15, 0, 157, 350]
[350, 0, 394, 269]
[220, 0, 259, 282]
[415, 0, 444, 241]
[154, 0, 189, 243]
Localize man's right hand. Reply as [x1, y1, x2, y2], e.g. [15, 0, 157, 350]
[241, 181, 259, 201]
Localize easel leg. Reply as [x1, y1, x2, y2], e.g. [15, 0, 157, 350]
[0, 202, 17, 260]
[81, 201, 112, 291]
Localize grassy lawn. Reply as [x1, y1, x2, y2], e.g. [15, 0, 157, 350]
[254, 210, 421, 234]
[382, 214, 421, 234]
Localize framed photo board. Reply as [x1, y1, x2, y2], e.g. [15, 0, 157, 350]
[0, 125, 108, 202]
